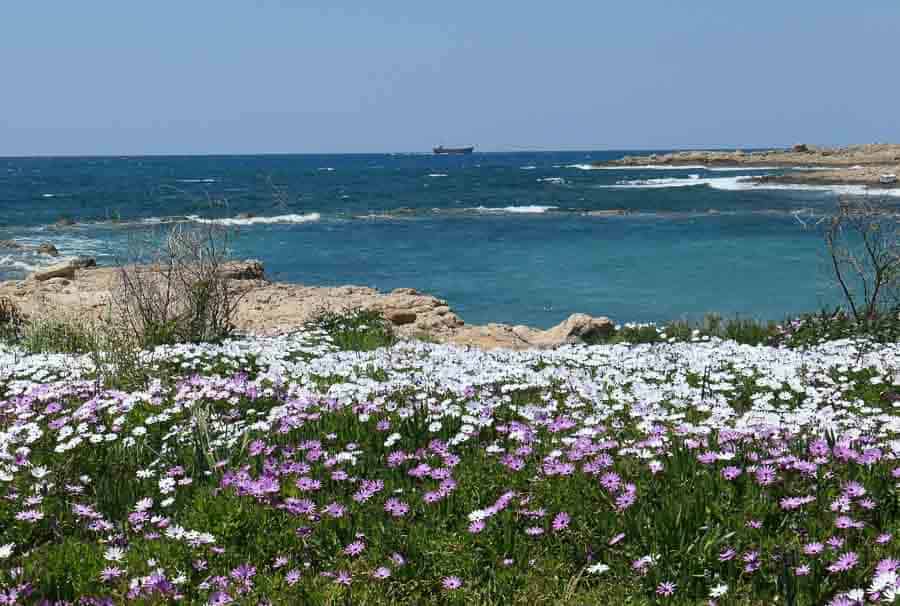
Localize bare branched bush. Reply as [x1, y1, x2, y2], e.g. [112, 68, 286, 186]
[825, 196, 900, 321]
[0, 297, 25, 343]
[114, 223, 243, 346]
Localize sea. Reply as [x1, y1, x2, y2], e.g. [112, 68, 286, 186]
[1, 151, 893, 328]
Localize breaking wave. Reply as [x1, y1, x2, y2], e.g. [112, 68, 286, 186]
[471, 205, 557, 214]
[186, 213, 322, 226]
[601, 175, 900, 197]
[176, 178, 217, 183]
[536, 177, 566, 184]
[568, 163, 708, 171]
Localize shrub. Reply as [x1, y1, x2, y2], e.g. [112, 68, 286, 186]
[114, 224, 243, 347]
[0, 297, 25, 343]
[824, 196, 900, 321]
[774, 306, 900, 347]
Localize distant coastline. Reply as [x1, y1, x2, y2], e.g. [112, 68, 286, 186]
[593, 143, 900, 190]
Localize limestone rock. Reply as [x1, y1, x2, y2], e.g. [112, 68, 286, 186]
[531, 313, 615, 347]
[70, 257, 97, 269]
[1, 258, 613, 351]
[385, 310, 417, 325]
[37, 243, 60, 257]
[220, 260, 266, 281]
[31, 262, 77, 281]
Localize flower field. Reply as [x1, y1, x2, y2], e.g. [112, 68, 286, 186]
[1, 327, 900, 604]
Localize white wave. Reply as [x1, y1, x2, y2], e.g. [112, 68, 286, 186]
[569, 163, 835, 173]
[471, 205, 557, 214]
[0, 255, 43, 273]
[520, 165, 537, 170]
[788, 166, 842, 171]
[428, 173, 448, 178]
[186, 213, 321, 226]
[714, 181, 900, 197]
[177, 178, 217, 183]
[41, 193, 56, 198]
[602, 176, 725, 189]
[602, 175, 900, 197]
[536, 177, 566, 184]
[568, 163, 708, 171]
[318, 167, 335, 172]
[705, 166, 781, 172]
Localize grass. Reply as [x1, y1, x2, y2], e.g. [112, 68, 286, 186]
[306, 307, 396, 351]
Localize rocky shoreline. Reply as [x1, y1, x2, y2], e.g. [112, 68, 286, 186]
[594, 143, 900, 189]
[0, 260, 614, 350]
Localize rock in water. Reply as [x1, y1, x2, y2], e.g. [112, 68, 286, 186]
[37, 243, 60, 257]
[70, 257, 97, 269]
[219, 260, 266, 281]
[792, 143, 809, 153]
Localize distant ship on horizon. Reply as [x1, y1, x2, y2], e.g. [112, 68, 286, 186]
[433, 145, 474, 155]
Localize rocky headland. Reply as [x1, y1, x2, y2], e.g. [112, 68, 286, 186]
[595, 143, 900, 189]
[0, 260, 614, 350]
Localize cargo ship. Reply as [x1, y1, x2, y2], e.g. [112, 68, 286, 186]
[433, 145, 474, 155]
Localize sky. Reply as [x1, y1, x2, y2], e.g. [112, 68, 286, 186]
[2, 1, 899, 156]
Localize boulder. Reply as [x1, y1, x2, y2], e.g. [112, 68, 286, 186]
[220, 260, 266, 281]
[792, 143, 809, 153]
[0, 240, 24, 250]
[31, 262, 77, 281]
[70, 257, 97, 269]
[532, 313, 615, 346]
[55, 217, 76, 227]
[36, 243, 60, 257]
[385, 310, 417, 325]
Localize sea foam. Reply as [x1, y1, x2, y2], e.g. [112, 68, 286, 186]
[568, 163, 708, 171]
[601, 175, 900, 197]
[187, 213, 322, 226]
[472, 205, 557, 214]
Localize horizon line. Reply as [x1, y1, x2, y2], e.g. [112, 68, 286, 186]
[0, 144, 803, 160]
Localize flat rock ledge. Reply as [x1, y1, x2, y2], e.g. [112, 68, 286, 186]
[0, 261, 613, 350]
[594, 144, 900, 190]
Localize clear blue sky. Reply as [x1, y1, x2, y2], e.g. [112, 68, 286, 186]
[2, 1, 899, 156]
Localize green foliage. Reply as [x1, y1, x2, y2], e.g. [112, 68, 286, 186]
[775, 307, 900, 347]
[20, 317, 95, 354]
[308, 307, 396, 351]
[587, 314, 781, 347]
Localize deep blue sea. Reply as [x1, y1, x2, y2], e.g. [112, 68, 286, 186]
[0, 151, 875, 328]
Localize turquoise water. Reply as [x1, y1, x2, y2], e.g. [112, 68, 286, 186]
[0, 151, 861, 327]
